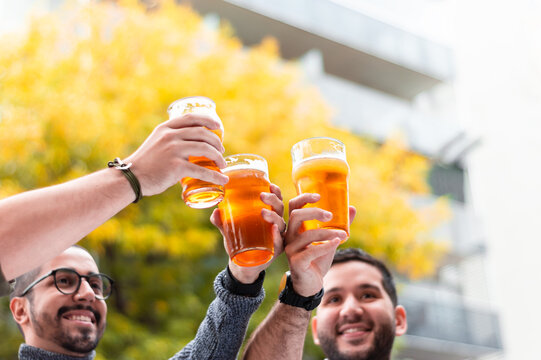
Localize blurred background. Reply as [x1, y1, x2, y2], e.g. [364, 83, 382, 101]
[1, 0, 540, 359]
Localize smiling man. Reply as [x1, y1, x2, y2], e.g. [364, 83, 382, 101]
[311, 248, 407, 360]
[8, 182, 286, 360]
[242, 244, 407, 360]
[9, 246, 109, 359]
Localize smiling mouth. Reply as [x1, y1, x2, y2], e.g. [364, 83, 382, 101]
[65, 314, 93, 323]
[338, 325, 372, 337]
[58, 305, 100, 325]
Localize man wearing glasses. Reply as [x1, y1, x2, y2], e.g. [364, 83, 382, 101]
[9, 246, 110, 358]
[7, 177, 286, 359]
[8, 244, 273, 360]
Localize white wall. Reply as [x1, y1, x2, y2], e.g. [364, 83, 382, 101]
[456, 1, 541, 359]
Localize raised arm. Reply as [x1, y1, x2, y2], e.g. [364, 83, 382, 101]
[171, 184, 286, 360]
[242, 194, 356, 360]
[0, 113, 228, 283]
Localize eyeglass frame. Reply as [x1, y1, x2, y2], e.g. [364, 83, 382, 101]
[19, 268, 115, 300]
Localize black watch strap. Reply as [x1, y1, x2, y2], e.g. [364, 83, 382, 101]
[278, 272, 323, 311]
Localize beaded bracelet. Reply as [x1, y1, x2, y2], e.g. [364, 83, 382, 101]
[108, 158, 142, 203]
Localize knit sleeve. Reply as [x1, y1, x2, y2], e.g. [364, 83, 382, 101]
[169, 269, 265, 360]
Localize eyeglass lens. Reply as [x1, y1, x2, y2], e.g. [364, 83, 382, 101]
[54, 269, 112, 298]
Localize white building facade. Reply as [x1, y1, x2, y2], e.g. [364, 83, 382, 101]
[183, 0, 504, 359]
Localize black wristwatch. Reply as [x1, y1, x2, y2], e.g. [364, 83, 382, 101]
[278, 272, 324, 311]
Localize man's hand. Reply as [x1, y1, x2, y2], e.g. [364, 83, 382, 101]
[125, 113, 229, 197]
[211, 184, 286, 284]
[285, 193, 357, 297]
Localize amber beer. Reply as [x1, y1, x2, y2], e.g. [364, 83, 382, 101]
[167, 97, 224, 209]
[219, 154, 274, 267]
[291, 137, 350, 240]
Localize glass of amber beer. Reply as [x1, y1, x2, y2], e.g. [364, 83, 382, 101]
[218, 154, 274, 267]
[291, 137, 350, 241]
[167, 96, 224, 209]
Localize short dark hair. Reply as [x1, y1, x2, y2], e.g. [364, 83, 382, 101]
[9, 265, 42, 338]
[9, 266, 42, 301]
[9, 244, 92, 300]
[332, 248, 398, 307]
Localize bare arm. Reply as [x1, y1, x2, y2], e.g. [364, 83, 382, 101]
[243, 301, 312, 360]
[243, 194, 356, 360]
[0, 113, 228, 281]
[0, 169, 134, 280]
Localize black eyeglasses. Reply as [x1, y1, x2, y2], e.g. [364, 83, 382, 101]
[20, 268, 114, 300]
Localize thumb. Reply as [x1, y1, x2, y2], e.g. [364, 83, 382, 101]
[210, 209, 226, 236]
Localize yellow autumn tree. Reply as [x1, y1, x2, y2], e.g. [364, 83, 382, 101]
[0, 0, 449, 358]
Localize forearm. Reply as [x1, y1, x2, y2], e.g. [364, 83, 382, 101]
[242, 301, 311, 360]
[0, 168, 134, 280]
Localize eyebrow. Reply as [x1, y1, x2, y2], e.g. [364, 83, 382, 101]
[55, 267, 100, 276]
[325, 284, 382, 294]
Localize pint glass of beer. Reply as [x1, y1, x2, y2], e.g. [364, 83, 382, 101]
[218, 154, 274, 267]
[167, 96, 224, 209]
[291, 137, 350, 241]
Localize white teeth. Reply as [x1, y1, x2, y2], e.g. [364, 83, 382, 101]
[343, 328, 364, 334]
[68, 315, 92, 322]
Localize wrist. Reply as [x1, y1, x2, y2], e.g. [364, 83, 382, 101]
[228, 261, 261, 284]
[107, 158, 142, 203]
[224, 266, 265, 297]
[290, 272, 321, 297]
[279, 272, 323, 311]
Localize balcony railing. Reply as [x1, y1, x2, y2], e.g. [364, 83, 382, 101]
[401, 296, 503, 351]
[185, 0, 454, 99]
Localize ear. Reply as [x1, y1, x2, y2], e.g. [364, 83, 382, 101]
[394, 305, 407, 337]
[311, 316, 320, 345]
[10, 297, 30, 327]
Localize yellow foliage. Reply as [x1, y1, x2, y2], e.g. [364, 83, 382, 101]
[0, 0, 450, 278]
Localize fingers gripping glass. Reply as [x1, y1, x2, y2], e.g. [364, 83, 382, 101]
[20, 268, 114, 300]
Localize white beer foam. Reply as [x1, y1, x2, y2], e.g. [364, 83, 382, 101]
[224, 162, 269, 180]
[292, 154, 347, 171]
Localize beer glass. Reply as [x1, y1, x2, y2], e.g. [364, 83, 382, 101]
[291, 137, 350, 241]
[218, 154, 274, 267]
[167, 96, 224, 209]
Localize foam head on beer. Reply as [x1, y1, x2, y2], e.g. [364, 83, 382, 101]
[291, 137, 350, 240]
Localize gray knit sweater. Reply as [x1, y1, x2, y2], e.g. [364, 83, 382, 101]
[18, 268, 265, 360]
[18, 345, 95, 360]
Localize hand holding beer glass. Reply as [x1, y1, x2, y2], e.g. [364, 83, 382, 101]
[291, 137, 350, 242]
[167, 96, 225, 209]
[216, 154, 278, 267]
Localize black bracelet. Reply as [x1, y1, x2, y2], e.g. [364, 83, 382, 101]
[108, 158, 142, 203]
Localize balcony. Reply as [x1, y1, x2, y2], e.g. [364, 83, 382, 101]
[399, 295, 503, 360]
[183, 0, 454, 100]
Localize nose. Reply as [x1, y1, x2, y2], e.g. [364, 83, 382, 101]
[74, 278, 96, 302]
[339, 294, 363, 320]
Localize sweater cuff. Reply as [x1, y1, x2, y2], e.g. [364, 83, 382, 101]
[223, 266, 265, 297]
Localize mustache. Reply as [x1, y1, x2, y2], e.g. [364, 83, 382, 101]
[57, 305, 101, 324]
[336, 314, 374, 330]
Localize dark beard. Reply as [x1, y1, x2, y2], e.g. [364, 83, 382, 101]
[57, 326, 99, 354]
[318, 321, 395, 360]
[30, 304, 103, 354]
